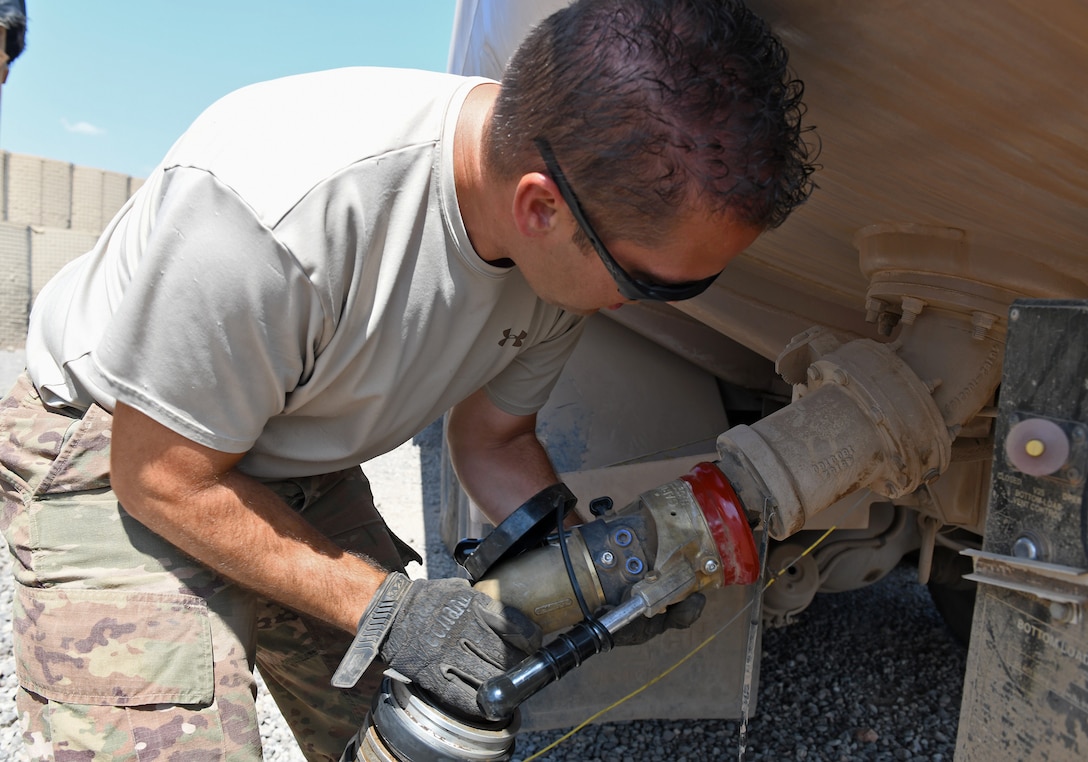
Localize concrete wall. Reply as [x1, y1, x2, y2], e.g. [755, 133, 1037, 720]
[0, 152, 143, 347]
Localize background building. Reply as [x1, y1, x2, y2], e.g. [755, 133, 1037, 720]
[0, 151, 143, 346]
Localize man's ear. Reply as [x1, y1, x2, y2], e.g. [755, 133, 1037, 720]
[511, 173, 562, 238]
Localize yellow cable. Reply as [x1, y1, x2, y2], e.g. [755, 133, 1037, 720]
[521, 506, 864, 761]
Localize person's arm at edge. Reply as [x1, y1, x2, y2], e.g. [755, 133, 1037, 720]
[445, 387, 561, 525]
[110, 401, 386, 635]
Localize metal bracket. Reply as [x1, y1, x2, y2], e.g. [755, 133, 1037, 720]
[962, 548, 1088, 608]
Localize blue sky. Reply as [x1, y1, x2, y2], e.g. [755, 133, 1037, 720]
[1, 1, 458, 178]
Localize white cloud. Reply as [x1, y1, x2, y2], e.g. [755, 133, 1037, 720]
[61, 118, 105, 136]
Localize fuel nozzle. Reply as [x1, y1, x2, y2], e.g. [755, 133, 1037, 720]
[471, 462, 761, 719]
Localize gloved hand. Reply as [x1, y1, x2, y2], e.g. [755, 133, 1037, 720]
[609, 592, 707, 648]
[362, 573, 542, 719]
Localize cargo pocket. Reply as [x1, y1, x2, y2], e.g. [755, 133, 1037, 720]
[14, 585, 214, 706]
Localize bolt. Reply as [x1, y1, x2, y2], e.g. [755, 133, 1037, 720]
[598, 551, 616, 568]
[883, 481, 898, 496]
[923, 468, 941, 484]
[900, 296, 926, 326]
[613, 528, 633, 547]
[971, 312, 997, 340]
[1011, 536, 1039, 560]
[625, 557, 645, 575]
[832, 369, 850, 386]
[1010, 307, 1020, 321]
[877, 311, 899, 337]
[807, 365, 823, 383]
[869, 405, 886, 425]
[704, 558, 721, 575]
[865, 297, 887, 324]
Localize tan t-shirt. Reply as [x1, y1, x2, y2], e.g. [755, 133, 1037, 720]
[27, 67, 584, 478]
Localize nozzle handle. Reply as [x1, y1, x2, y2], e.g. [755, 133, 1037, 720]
[476, 596, 648, 721]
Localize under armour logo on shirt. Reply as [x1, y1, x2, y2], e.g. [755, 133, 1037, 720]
[499, 329, 528, 347]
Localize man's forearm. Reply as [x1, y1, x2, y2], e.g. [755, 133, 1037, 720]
[126, 471, 387, 634]
[110, 402, 386, 634]
[452, 428, 560, 525]
[446, 389, 565, 525]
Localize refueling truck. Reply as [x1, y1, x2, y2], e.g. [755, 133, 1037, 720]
[337, 2, 1088, 759]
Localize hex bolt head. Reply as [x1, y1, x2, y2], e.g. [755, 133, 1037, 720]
[704, 559, 721, 575]
[599, 551, 616, 567]
[865, 297, 887, 324]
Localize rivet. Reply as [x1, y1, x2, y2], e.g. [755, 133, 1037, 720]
[1050, 601, 1074, 624]
[1011, 536, 1038, 560]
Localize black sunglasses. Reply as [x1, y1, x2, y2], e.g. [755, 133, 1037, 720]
[534, 138, 721, 302]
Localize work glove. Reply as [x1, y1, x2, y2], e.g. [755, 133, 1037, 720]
[609, 592, 707, 648]
[342, 572, 542, 719]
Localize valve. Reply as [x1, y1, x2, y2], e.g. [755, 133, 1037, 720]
[341, 462, 759, 761]
[471, 462, 759, 720]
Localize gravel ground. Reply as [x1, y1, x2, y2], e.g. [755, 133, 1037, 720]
[512, 564, 967, 762]
[0, 350, 969, 761]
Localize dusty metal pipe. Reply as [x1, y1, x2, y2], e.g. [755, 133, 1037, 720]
[715, 332, 953, 538]
[709, 228, 1013, 540]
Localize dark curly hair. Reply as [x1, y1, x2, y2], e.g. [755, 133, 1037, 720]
[486, 0, 818, 244]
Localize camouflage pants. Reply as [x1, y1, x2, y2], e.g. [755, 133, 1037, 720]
[0, 373, 413, 761]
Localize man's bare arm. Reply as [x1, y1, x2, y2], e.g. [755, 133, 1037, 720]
[445, 388, 561, 525]
[110, 401, 386, 634]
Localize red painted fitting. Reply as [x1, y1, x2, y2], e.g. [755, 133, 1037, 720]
[680, 462, 760, 586]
